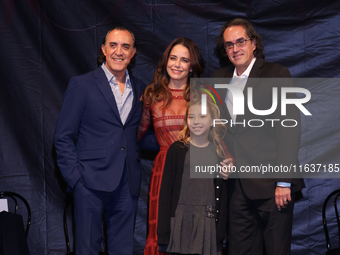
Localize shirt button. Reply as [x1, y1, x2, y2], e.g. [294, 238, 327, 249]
[216, 198, 219, 201]
[121, 147, 125, 150]
[216, 186, 220, 189]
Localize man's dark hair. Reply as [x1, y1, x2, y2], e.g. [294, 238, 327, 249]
[216, 18, 265, 60]
[97, 26, 136, 67]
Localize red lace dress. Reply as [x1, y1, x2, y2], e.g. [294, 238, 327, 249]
[138, 89, 187, 255]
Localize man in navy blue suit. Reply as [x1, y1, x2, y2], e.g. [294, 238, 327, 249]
[55, 27, 146, 255]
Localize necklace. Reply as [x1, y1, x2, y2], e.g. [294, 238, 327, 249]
[169, 87, 184, 98]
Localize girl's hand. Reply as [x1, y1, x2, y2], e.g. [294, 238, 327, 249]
[219, 158, 234, 180]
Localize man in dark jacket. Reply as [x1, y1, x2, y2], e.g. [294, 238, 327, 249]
[212, 18, 305, 255]
[55, 27, 146, 255]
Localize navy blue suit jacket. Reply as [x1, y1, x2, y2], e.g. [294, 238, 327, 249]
[55, 66, 146, 196]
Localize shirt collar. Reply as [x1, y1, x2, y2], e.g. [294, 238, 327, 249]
[233, 57, 257, 78]
[101, 63, 132, 88]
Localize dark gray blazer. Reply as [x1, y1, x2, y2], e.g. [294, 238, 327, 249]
[212, 58, 305, 199]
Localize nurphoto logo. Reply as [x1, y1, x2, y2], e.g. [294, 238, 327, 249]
[198, 79, 312, 128]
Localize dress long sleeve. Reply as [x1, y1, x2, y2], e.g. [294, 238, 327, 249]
[137, 105, 152, 142]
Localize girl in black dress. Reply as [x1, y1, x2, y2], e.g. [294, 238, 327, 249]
[157, 95, 233, 255]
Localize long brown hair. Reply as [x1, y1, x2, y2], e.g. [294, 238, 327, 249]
[142, 37, 205, 108]
[178, 93, 226, 158]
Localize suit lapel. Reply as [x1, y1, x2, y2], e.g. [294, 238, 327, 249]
[235, 59, 264, 128]
[215, 67, 236, 134]
[125, 75, 139, 124]
[248, 58, 264, 79]
[94, 67, 122, 122]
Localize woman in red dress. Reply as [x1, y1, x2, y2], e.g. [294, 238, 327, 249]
[138, 37, 205, 255]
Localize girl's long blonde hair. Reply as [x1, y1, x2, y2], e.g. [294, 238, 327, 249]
[178, 91, 226, 158]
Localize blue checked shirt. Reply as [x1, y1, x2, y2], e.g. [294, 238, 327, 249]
[101, 63, 133, 125]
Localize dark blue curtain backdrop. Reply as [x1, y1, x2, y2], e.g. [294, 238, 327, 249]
[1, 0, 340, 254]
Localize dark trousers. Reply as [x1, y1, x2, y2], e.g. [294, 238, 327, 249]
[228, 179, 295, 255]
[73, 170, 138, 255]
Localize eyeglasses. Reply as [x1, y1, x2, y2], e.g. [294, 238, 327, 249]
[224, 38, 251, 50]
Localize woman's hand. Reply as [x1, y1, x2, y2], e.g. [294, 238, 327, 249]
[219, 158, 234, 180]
